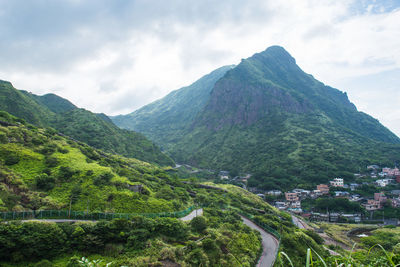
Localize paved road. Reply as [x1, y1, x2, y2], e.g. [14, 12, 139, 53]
[241, 216, 279, 267]
[21, 219, 95, 223]
[291, 214, 308, 229]
[291, 214, 341, 256]
[11, 209, 204, 224]
[179, 208, 203, 221]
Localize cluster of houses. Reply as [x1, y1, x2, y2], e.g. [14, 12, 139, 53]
[268, 175, 400, 216]
[367, 166, 400, 185]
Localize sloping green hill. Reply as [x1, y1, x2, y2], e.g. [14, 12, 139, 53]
[0, 80, 173, 166]
[0, 80, 53, 127]
[27, 92, 77, 114]
[113, 46, 400, 188]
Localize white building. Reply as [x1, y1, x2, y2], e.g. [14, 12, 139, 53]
[330, 178, 344, 187]
[376, 179, 394, 187]
[266, 190, 282, 196]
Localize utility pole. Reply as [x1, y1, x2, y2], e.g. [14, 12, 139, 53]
[69, 198, 72, 218]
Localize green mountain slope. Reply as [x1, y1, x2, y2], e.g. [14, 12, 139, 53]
[0, 80, 53, 127]
[113, 46, 400, 188]
[111, 65, 234, 149]
[0, 80, 173, 166]
[52, 108, 173, 166]
[28, 92, 77, 114]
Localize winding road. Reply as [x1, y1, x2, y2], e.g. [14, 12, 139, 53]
[241, 216, 280, 267]
[10, 208, 279, 266]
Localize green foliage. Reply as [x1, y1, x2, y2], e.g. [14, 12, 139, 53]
[93, 172, 114, 186]
[35, 173, 55, 191]
[0, 221, 67, 260]
[313, 197, 363, 213]
[34, 259, 54, 267]
[360, 228, 400, 251]
[191, 216, 207, 233]
[303, 229, 324, 245]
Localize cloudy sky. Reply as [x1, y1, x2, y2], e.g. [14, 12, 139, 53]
[0, 0, 399, 135]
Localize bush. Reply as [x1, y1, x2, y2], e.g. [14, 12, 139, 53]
[4, 153, 19, 165]
[155, 217, 188, 240]
[66, 256, 80, 267]
[191, 216, 207, 233]
[58, 166, 75, 181]
[35, 173, 56, 191]
[45, 156, 59, 167]
[40, 144, 57, 155]
[0, 222, 67, 260]
[93, 172, 114, 186]
[34, 259, 53, 267]
[303, 229, 324, 245]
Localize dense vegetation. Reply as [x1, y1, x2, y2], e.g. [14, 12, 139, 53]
[0, 111, 179, 213]
[301, 197, 363, 213]
[0, 80, 173, 166]
[0, 111, 328, 266]
[112, 46, 400, 189]
[299, 223, 400, 267]
[0, 210, 261, 266]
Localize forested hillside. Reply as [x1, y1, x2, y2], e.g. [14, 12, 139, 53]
[0, 80, 173, 166]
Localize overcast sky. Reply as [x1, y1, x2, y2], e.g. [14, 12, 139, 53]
[0, 0, 399, 135]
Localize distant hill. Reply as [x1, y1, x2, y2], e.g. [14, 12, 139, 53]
[0, 80, 173, 166]
[111, 65, 234, 150]
[112, 46, 400, 189]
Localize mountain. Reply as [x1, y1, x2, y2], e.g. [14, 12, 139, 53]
[111, 65, 234, 150]
[28, 92, 77, 114]
[112, 46, 400, 189]
[0, 80, 173, 166]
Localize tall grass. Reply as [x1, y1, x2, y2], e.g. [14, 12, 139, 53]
[278, 243, 400, 267]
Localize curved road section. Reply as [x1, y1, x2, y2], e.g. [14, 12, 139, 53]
[180, 208, 203, 221]
[241, 216, 279, 267]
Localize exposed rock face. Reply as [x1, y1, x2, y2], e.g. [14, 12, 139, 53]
[199, 78, 312, 130]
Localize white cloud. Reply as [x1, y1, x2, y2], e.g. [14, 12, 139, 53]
[0, 0, 399, 135]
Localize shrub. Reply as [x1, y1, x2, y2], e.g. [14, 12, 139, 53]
[303, 229, 324, 245]
[4, 153, 19, 165]
[155, 217, 188, 240]
[0, 132, 7, 143]
[39, 144, 57, 155]
[66, 256, 80, 267]
[93, 172, 114, 186]
[58, 166, 75, 181]
[34, 259, 53, 267]
[35, 173, 56, 191]
[191, 216, 207, 233]
[45, 156, 59, 167]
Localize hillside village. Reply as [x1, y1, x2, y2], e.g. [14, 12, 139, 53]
[220, 166, 400, 225]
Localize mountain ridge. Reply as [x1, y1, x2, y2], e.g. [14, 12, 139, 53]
[0, 80, 174, 166]
[112, 46, 400, 188]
